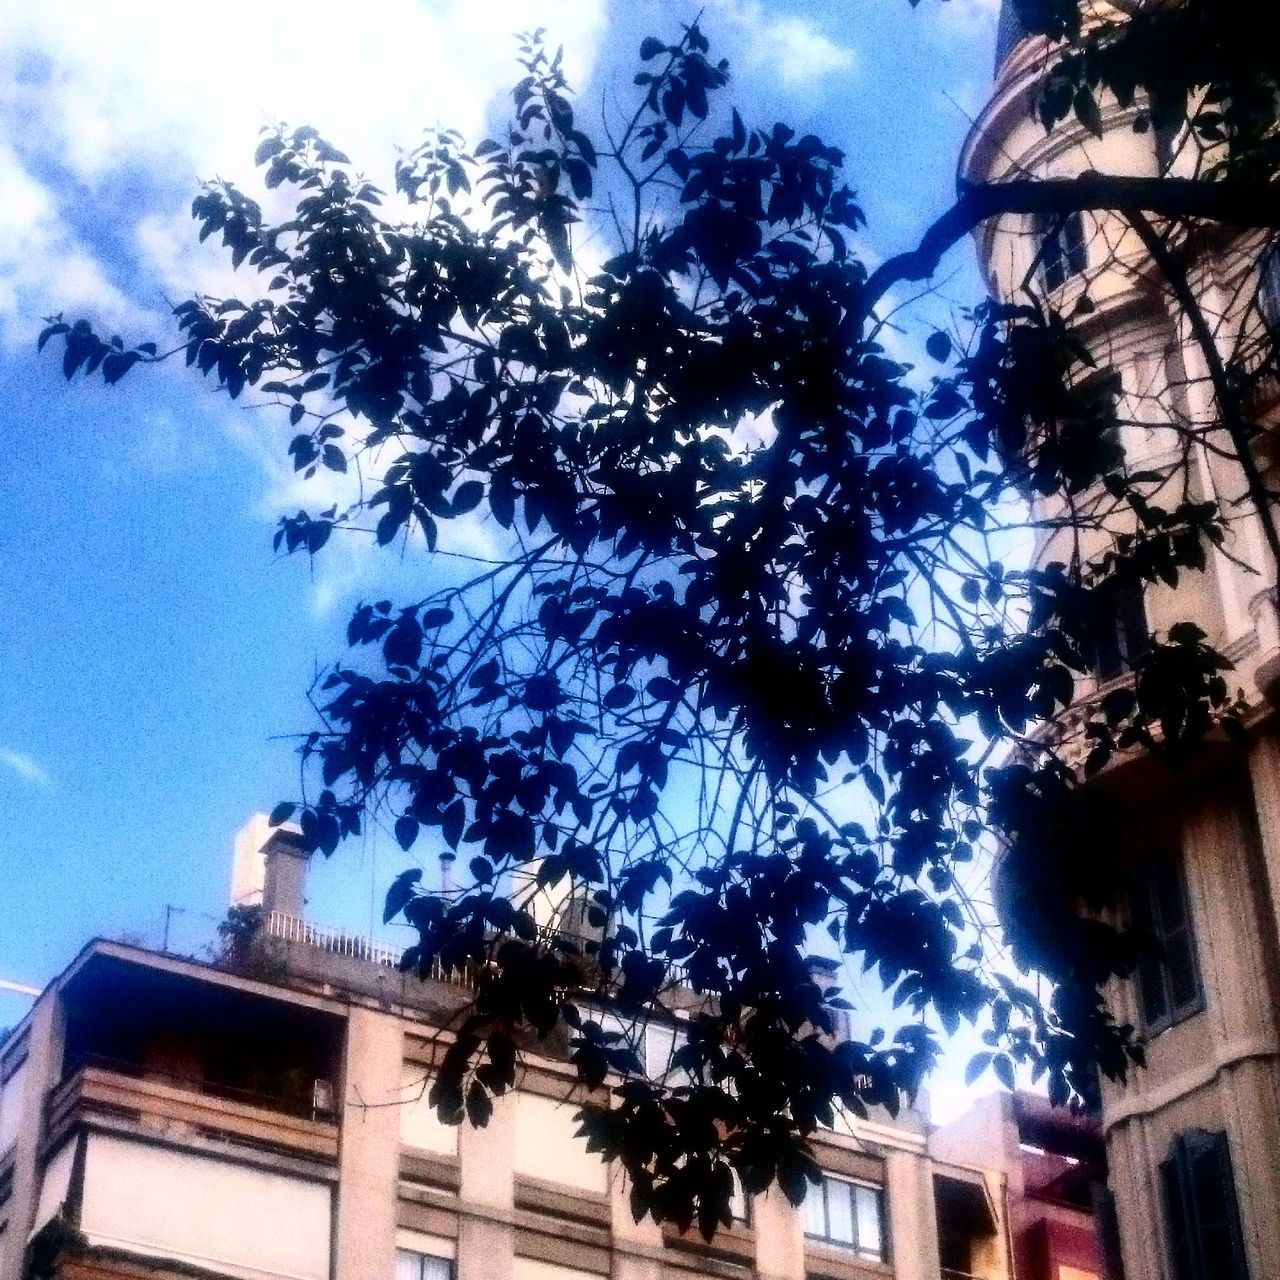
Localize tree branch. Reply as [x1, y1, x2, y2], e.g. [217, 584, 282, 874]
[861, 175, 1280, 320]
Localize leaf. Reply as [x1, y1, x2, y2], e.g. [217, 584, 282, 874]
[646, 676, 679, 701]
[268, 802, 296, 827]
[925, 330, 952, 363]
[964, 1051, 993, 1086]
[604, 684, 637, 709]
[383, 868, 422, 923]
[452, 480, 484, 515]
[992, 1053, 1015, 1091]
[395, 815, 420, 852]
[466, 1081, 493, 1127]
[441, 799, 465, 850]
[639, 35, 665, 60]
[1074, 86, 1104, 137]
[470, 658, 501, 688]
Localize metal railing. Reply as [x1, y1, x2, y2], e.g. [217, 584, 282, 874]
[264, 911, 475, 987]
[265, 910, 405, 967]
[263, 910, 697, 995]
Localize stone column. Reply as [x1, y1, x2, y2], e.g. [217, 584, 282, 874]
[1247, 728, 1280, 972]
[457, 1089, 516, 1280]
[754, 1185, 806, 1280]
[609, 1165, 665, 1280]
[885, 1149, 941, 1280]
[335, 1006, 403, 1280]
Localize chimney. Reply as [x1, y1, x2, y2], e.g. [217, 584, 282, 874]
[231, 813, 312, 920]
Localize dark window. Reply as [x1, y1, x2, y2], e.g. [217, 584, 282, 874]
[803, 1174, 886, 1262]
[1160, 1130, 1249, 1280]
[1259, 244, 1280, 336]
[1089, 576, 1149, 682]
[1130, 856, 1203, 1034]
[1041, 210, 1089, 291]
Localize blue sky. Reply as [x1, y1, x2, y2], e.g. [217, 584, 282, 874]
[0, 0, 1001, 1116]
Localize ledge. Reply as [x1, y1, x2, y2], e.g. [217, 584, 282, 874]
[1103, 1033, 1280, 1134]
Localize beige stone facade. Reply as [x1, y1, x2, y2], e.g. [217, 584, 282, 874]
[966, 6, 1280, 1279]
[0, 823, 1013, 1280]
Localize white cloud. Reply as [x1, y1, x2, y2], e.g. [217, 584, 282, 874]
[0, 141, 151, 349]
[0, 748, 50, 787]
[0, 0, 609, 464]
[710, 1, 856, 86]
[0, 3, 607, 189]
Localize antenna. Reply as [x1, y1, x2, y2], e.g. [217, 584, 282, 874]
[162, 904, 186, 953]
[0, 976, 40, 998]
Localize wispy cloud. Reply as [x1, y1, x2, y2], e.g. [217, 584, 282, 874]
[711, 1, 857, 87]
[0, 0, 608, 483]
[932, 0, 1001, 39]
[0, 748, 50, 787]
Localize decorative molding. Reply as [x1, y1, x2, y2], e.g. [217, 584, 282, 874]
[1103, 1034, 1280, 1133]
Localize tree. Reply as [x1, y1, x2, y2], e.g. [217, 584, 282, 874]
[39, 1, 1280, 1237]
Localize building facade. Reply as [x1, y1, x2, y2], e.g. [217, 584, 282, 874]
[965, 5, 1280, 1280]
[934, 1092, 1111, 1280]
[0, 820, 1012, 1280]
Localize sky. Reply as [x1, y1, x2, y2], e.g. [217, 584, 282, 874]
[0, 0, 1003, 1118]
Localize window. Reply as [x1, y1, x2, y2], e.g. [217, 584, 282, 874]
[1041, 210, 1089, 291]
[1129, 856, 1202, 1034]
[1088, 576, 1149, 682]
[593, 1011, 689, 1085]
[803, 1174, 885, 1262]
[396, 1251, 453, 1280]
[1160, 1130, 1248, 1280]
[1259, 244, 1280, 336]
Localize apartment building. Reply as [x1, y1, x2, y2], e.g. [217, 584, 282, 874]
[0, 818, 1012, 1280]
[965, 4, 1280, 1278]
[934, 1092, 1112, 1280]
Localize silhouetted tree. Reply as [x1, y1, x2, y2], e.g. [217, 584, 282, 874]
[41, 2, 1280, 1236]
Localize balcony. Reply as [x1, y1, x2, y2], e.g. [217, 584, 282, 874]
[45, 1061, 339, 1163]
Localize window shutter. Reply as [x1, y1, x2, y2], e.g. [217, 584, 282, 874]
[1043, 219, 1067, 291]
[1161, 1156, 1194, 1280]
[1131, 874, 1170, 1028]
[1162, 1132, 1249, 1280]
[1063, 211, 1088, 277]
[1187, 1132, 1247, 1280]
[1130, 856, 1203, 1033]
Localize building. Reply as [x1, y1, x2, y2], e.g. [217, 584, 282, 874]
[934, 1092, 1112, 1280]
[1, 819, 1013, 1280]
[964, 5, 1280, 1279]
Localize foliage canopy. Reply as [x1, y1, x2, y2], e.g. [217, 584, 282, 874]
[42, 0, 1280, 1236]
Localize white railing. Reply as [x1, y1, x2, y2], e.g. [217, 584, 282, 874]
[264, 911, 405, 968]
[263, 911, 472, 987]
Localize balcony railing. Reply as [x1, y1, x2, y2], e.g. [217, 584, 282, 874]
[264, 910, 476, 988]
[265, 910, 406, 968]
[45, 1064, 339, 1163]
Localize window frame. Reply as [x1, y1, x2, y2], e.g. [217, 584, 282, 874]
[1259, 243, 1280, 337]
[395, 1248, 454, 1280]
[1160, 1129, 1249, 1280]
[1129, 854, 1204, 1037]
[803, 1172, 887, 1264]
[591, 1009, 690, 1085]
[1089, 573, 1149, 683]
[1040, 209, 1089, 292]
